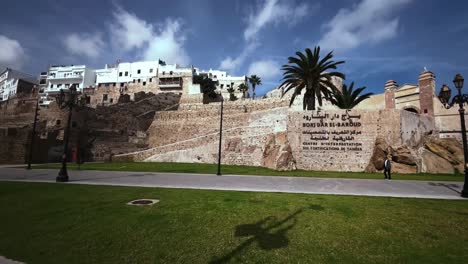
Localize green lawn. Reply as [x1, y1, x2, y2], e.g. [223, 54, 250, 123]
[1, 182, 468, 263]
[33, 161, 464, 182]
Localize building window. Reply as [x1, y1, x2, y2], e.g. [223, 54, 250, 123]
[120, 83, 124, 87]
[143, 82, 146, 86]
[119, 72, 123, 77]
[220, 84, 224, 88]
[170, 71, 173, 75]
[57, 84, 62, 88]
[39, 79, 46, 84]
[56, 120, 61, 126]
[137, 69, 141, 74]
[71, 121, 77, 128]
[103, 94, 108, 101]
[86, 96, 90, 104]
[138, 79, 141, 83]
[424, 109, 428, 113]
[110, 98, 113, 103]
[149, 78, 152, 82]
[125, 71, 129, 76]
[133, 79, 136, 83]
[162, 71, 165, 75]
[113, 83, 116, 87]
[104, 83, 110, 87]
[150, 68, 153, 73]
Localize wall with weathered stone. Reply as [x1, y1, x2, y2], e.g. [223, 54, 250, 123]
[287, 109, 402, 171]
[433, 98, 468, 141]
[400, 110, 435, 147]
[117, 107, 411, 172]
[115, 98, 292, 167]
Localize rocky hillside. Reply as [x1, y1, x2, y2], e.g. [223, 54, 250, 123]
[366, 136, 464, 174]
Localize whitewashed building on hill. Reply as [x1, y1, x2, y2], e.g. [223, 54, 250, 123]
[38, 65, 95, 106]
[0, 68, 38, 102]
[197, 69, 246, 92]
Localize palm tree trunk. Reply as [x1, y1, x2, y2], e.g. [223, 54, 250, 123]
[252, 85, 256, 100]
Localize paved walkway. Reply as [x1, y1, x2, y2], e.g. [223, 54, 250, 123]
[0, 168, 465, 200]
[0, 256, 24, 264]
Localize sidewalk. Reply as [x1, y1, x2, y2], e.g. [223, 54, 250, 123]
[0, 168, 465, 200]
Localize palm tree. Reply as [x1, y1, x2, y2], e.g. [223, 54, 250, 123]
[227, 87, 237, 101]
[280, 46, 345, 110]
[329, 82, 373, 109]
[238, 83, 249, 99]
[248, 75, 262, 100]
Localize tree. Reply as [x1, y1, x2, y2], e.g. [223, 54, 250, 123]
[227, 87, 238, 101]
[248, 75, 262, 100]
[329, 82, 373, 109]
[238, 83, 249, 99]
[193, 74, 218, 99]
[280, 46, 345, 110]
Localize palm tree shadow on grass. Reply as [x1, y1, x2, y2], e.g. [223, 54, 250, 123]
[209, 209, 303, 264]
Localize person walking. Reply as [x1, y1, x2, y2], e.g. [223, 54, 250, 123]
[384, 155, 392, 180]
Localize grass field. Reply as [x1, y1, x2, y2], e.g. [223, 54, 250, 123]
[0, 181, 467, 263]
[34, 161, 464, 182]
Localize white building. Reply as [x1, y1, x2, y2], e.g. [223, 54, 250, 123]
[197, 69, 246, 92]
[96, 60, 159, 88]
[0, 68, 37, 102]
[96, 60, 195, 87]
[43, 65, 96, 93]
[38, 65, 95, 106]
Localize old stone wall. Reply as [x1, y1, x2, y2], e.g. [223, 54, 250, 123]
[287, 110, 402, 171]
[433, 98, 468, 142]
[0, 126, 30, 164]
[117, 107, 408, 172]
[115, 98, 291, 167]
[400, 110, 435, 147]
[0, 92, 181, 164]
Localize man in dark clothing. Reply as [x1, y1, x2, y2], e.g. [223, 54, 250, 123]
[384, 155, 392, 180]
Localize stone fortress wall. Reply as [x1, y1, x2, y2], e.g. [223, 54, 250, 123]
[115, 102, 435, 172]
[1, 67, 466, 174]
[114, 68, 465, 174]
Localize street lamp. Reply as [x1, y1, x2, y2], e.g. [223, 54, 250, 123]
[27, 99, 40, 170]
[216, 92, 224, 176]
[55, 85, 86, 182]
[438, 73, 468, 197]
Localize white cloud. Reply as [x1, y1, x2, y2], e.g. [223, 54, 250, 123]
[0, 35, 26, 69]
[109, 7, 190, 65]
[63, 33, 104, 59]
[220, 42, 258, 72]
[244, 0, 315, 41]
[220, 0, 314, 72]
[247, 60, 281, 80]
[110, 7, 154, 51]
[319, 0, 412, 51]
[143, 19, 190, 65]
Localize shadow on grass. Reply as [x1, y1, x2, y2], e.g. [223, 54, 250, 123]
[209, 209, 303, 264]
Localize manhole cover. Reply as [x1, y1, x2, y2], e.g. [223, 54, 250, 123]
[127, 199, 159, 206]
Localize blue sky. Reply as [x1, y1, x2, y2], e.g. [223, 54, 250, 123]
[1, 0, 468, 96]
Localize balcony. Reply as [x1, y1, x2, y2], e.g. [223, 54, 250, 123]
[48, 73, 83, 80]
[159, 77, 182, 89]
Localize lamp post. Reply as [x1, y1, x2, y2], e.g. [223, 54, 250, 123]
[55, 85, 85, 182]
[27, 99, 40, 170]
[217, 93, 224, 176]
[438, 73, 468, 197]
